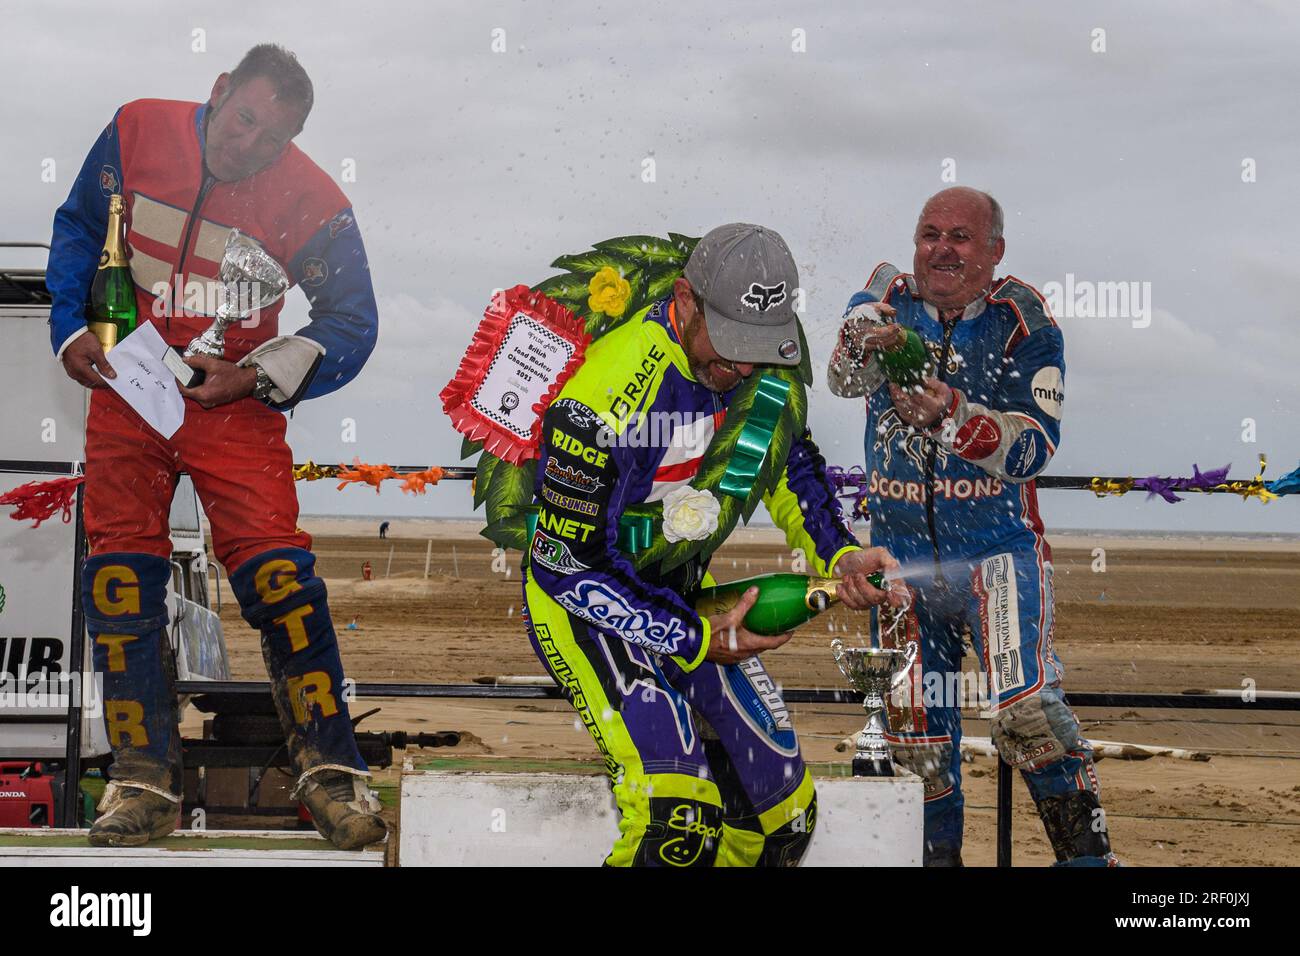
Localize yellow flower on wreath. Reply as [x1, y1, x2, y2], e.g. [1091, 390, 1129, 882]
[587, 266, 632, 317]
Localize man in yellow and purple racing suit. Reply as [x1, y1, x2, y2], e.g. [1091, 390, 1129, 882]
[522, 224, 901, 866]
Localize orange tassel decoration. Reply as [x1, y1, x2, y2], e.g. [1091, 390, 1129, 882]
[399, 467, 445, 495]
[335, 458, 400, 493]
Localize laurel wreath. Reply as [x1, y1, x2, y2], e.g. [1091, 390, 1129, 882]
[466, 233, 812, 573]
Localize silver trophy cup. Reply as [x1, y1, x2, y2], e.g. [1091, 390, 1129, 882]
[167, 229, 289, 387]
[831, 638, 918, 777]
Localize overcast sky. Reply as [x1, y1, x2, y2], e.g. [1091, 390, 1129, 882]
[3, 0, 1298, 533]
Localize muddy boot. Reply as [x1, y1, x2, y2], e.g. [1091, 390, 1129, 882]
[1037, 791, 1117, 866]
[88, 782, 180, 847]
[297, 769, 387, 850]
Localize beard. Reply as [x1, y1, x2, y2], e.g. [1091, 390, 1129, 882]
[681, 316, 743, 393]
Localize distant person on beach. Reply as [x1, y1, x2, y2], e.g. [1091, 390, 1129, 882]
[828, 187, 1115, 867]
[379, 521, 390, 539]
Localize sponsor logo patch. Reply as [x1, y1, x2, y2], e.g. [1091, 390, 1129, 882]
[536, 509, 596, 542]
[979, 554, 1025, 695]
[740, 281, 787, 313]
[552, 398, 611, 437]
[1006, 739, 1063, 769]
[1005, 429, 1048, 479]
[608, 344, 667, 422]
[540, 485, 599, 516]
[530, 529, 589, 575]
[328, 210, 354, 238]
[555, 580, 688, 655]
[550, 427, 609, 467]
[544, 457, 604, 494]
[953, 414, 1002, 461]
[99, 165, 119, 196]
[1030, 366, 1064, 419]
[719, 657, 799, 753]
[301, 257, 328, 288]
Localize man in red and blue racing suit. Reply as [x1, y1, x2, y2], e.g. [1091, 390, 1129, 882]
[46, 44, 383, 848]
[523, 223, 902, 866]
[828, 188, 1115, 866]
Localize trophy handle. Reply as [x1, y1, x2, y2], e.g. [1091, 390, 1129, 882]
[889, 639, 919, 691]
[830, 638, 852, 681]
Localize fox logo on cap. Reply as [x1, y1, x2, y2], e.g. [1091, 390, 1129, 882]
[741, 281, 787, 313]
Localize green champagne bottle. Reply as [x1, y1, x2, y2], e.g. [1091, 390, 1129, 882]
[695, 571, 885, 637]
[86, 193, 137, 352]
[875, 324, 931, 387]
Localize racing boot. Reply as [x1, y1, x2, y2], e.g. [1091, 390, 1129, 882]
[297, 768, 387, 850]
[88, 781, 181, 847]
[1037, 790, 1117, 866]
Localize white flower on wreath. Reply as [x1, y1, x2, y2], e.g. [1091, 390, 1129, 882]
[661, 486, 721, 543]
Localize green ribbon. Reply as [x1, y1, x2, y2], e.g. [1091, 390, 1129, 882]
[719, 374, 790, 500]
[616, 513, 654, 553]
[524, 505, 655, 555]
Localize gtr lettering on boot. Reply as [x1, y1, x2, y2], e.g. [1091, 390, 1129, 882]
[741, 281, 786, 313]
[555, 580, 688, 655]
[659, 803, 722, 866]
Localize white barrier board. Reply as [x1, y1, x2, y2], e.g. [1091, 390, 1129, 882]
[398, 770, 922, 866]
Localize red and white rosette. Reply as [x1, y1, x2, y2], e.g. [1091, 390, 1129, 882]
[439, 285, 590, 464]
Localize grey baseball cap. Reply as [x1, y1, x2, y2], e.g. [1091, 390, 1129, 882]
[683, 223, 802, 367]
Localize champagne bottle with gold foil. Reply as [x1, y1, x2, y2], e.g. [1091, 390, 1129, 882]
[695, 571, 884, 637]
[875, 323, 931, 388]
[86, 194, 137, 351]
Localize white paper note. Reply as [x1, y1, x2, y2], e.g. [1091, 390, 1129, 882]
[101, 323, 186, 439]
[469, 311, 576, 439]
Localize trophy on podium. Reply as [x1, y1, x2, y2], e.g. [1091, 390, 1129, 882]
[831, 638, 918, 777]
[164, 229, 289, 387]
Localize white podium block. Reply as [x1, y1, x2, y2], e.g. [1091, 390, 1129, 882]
[398, 769, 922, 866]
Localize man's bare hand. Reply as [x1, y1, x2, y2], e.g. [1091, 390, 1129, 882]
[840, 302, 904, 356]
[704, 586, 793, 665]
[889, 377, 952, 428]
[177, 355, 258, 409]
[832, 546, 907, 610]
[60, 330, 116, 389]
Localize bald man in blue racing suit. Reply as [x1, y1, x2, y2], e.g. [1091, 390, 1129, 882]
[828, 188, 1116, 866]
